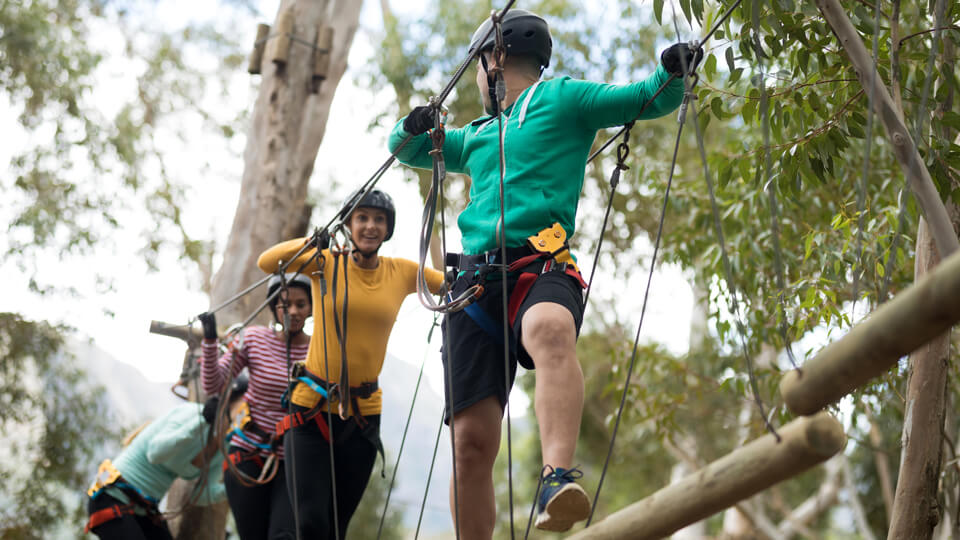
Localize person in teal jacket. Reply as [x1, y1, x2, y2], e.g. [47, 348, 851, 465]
[389, 9, 700, 537]
[85, 378, 247, 539]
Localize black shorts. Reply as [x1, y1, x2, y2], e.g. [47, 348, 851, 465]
[441, 268, 584, 422]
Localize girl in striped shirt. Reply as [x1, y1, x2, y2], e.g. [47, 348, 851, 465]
[199, 273, 311, 539]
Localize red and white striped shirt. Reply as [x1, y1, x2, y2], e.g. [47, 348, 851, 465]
[201, 326, 308, 459]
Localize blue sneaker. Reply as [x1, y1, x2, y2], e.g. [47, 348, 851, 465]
[534, 466, 591, 532]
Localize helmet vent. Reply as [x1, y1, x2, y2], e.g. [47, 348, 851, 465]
[503, 28, 513, 36]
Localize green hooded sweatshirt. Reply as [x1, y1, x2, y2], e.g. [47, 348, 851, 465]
[389, 63, 684, 255]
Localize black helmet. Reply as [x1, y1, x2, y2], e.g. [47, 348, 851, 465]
[468, 9, 552, 70]
[339, 189, 396, 241]
[267, 273, 312, 318]
[229, 372, 249, 402]
[201, 373, 248, 424]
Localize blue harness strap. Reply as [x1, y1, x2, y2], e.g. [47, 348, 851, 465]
[460, 294, 517, 355]
[280, 376, 329, 409]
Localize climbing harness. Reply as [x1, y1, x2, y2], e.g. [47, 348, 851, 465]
[85, 459, 164, 533]
[275, 362, 380, 442]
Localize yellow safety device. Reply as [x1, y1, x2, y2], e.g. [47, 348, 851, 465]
[87, 459, 122, 497]
[526, 223, 579, 272]
[231, 401, 253, 431]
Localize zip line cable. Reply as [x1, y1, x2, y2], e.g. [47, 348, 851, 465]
[436, 132, 462, 540]
[281, 280, 304, 540]
[317, 260, 343, 540]
[491, 15, 517, 539]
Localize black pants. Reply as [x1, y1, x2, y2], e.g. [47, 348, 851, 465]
[224, 447, 296, 539]
[87, 491, 170, 540]
[283, 408, 380, 539]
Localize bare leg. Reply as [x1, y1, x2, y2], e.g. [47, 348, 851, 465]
[449, 396, 502, 540]
[521, 302, 583, 470]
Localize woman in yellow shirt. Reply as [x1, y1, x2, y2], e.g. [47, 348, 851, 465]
[258, 189, 444, 538]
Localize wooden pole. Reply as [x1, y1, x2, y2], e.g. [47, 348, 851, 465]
[779, 249, 960, 415]
[266, 7, 294, 67]
[888, 219, 951, 538]
[248, 23, 270, 74]
[569, 413, 845, 540]
[149, 320, 204, 344]
[813, 0, 959, 258]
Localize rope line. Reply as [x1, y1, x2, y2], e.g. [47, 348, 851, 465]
[376, 316, 440, 539]
[586, 0, 746, 524]
[415, 411, 447, 539]
[280, 275, 304, 540]
[586, 87, 689, 526]
[491, 14, 517, 538]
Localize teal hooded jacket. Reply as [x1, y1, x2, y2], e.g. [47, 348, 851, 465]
[111, 402, 225, 504]
[389, 63, 684, 255]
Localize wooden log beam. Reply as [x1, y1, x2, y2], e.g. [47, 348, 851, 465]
[569, 413, 845, 540]
[149, 320, 203, 344]
[780, 249, 960, 415]
[813, 0, 959, 258]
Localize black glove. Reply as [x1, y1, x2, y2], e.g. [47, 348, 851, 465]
[661, 42, 704, 76]
[403, 105, 435, 136]
[202, 396, 220, 424]
[310, 228, 331, 250]
[198, 312, 217, 340]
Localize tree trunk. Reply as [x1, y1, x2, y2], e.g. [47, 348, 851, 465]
[208, 0, 364, 326]
[888, 218, 951, 539]
[167, 2, 364, 538]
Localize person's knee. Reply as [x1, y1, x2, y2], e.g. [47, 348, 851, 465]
[522, 305, 576, 363]
[452, 400, 501, 471]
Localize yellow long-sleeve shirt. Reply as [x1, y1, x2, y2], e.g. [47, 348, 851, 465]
[258, 238, 444, 416]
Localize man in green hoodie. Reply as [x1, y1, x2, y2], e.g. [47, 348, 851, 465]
[389, 9, 699, 536]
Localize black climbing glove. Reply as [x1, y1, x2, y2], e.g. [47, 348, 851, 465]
[309, 228, 331, 250]
[660, 42, 704, 77]
[403, 105, 435, 136]
[198, 312, 217, 340]
[202, 396, 220, 424]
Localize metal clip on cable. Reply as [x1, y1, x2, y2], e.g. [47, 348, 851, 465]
[329, 222, 353, 256]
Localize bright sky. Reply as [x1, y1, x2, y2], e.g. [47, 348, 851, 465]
[0, 0, 695, 411]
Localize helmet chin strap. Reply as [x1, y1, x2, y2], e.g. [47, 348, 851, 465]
[480, 54, 501, 116]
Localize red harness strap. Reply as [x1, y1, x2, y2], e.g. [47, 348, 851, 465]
[222, 449, 266, 472]
[506, 256, 587, 327]
[84, 504, 138, 533]
[275, 407, 331, 442]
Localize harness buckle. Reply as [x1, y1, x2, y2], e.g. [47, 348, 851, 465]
[87, 459, 123, 497]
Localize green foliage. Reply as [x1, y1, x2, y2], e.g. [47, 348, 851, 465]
[1, 0, 248, 290]
[0, 313, 116, 538]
